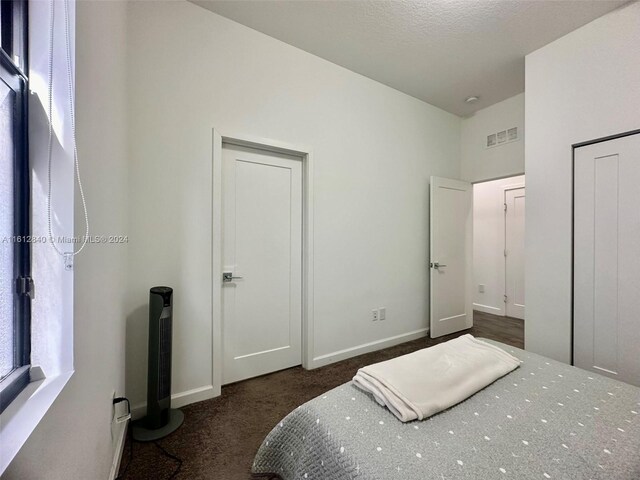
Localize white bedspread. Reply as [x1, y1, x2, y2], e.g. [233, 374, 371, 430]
[352, 334, 521, 422]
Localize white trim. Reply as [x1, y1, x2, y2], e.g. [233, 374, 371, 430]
[473, 303, 504, 315]
[501, 182, 525, 194]
[471, 172, 525, 185]
[0, 371, 73, 475]
[131, 385, 217, 420]
[211, 129, 315, 395]
[212, 130, 223, 398]
[310, 328, 429, 369]
[502, 181, 525, 319]
[108, 421, 128, 480]
[171, 384, 217, 408]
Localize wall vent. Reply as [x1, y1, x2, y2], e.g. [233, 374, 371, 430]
[486, 126, 520, 149]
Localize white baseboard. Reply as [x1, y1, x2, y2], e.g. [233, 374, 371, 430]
[131, 384, 217, 420]
[473, 303, 504, 315]
[108, 420, 128, 480]
[309, 328, 429, 369]
[128, 330, 430, 420]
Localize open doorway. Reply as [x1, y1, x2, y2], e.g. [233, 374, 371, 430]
[472, 175, 525, 330]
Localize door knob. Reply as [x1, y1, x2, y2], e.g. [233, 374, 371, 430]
[430, 262, 447, 269]
[223, 272, 243, 283]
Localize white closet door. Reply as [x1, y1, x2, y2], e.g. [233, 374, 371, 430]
[574, 133, 640, 386]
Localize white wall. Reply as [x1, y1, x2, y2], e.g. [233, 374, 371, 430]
[461, 93, 525, 183]
[5, 2, 129, 478]
[125, 0, 461, 410]
[525, 1, 640, 363]
[473, 175, 525, 316]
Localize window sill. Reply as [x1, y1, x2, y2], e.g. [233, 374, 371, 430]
[0, 368, 73, 475]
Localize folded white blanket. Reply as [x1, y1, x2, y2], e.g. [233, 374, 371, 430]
[352, 334, 521, 422]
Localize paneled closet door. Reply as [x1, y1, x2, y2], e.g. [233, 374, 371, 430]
[574, 132, 640, 386]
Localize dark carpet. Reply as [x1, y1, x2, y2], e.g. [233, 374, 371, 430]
[117, 311, 523, 480]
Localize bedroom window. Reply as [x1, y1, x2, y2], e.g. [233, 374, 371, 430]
[0, 0, 31, 414]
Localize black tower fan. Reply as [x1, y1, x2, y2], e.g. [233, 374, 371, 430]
[132, 287, 184, 441]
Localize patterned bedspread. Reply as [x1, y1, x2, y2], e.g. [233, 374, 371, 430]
[252, 341, 640, 480]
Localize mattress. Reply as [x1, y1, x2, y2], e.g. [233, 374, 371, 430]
[252, 341, 640, 480]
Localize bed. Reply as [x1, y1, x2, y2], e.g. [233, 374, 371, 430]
[252, 340, 640, 480]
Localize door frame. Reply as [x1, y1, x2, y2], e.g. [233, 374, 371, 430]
[211, 129, 315, 395]
[571, 128, 640, 367]
[470, 174, 525, 318]
[502, 183, 525, 319]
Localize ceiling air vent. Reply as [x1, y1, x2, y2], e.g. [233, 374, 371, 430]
[486, 126, 520, 149]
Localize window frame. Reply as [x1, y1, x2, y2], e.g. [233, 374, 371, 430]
[0, 0, 31, 415]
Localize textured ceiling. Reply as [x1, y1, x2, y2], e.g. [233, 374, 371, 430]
[191, 0, 627, 117]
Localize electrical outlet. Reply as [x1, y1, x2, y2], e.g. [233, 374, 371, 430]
[478, 284, 485, 293]
[112, 392, 131, 425]
[372, 309, 379, 321]
[379, 307, 386, 321]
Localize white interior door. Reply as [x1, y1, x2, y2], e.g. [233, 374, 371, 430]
[430, 176, 473, 338]
[574, 133, 640, 386]
[505, 187, 525, 319]
[222, 143, 302, 384]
